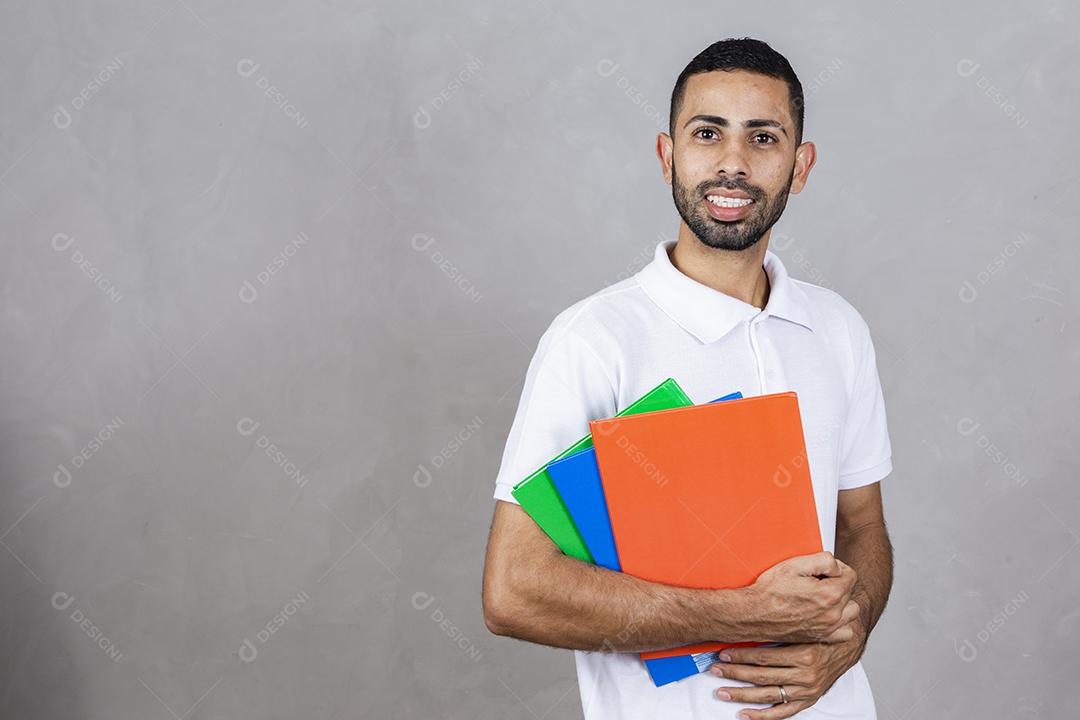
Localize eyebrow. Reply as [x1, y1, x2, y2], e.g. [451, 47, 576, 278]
[683, 114, 788, 137]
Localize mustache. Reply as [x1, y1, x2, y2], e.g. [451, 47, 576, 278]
[700, 181, 761, 199]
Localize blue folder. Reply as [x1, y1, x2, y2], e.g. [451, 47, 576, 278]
[547, 445, 622, 571]
[644, 642, 785, 687]
[645, 651, 725, 686]
[546, 391, 744, 686]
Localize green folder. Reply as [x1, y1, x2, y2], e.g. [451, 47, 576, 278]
[511, 377, 694, 562]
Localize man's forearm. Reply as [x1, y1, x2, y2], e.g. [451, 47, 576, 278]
[834, 522, 893, 640]
[487, 551, 757, 653]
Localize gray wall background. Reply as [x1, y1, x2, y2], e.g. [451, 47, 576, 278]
[1, 0, 1077, 717]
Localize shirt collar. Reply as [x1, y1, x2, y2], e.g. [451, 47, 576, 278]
[635, 238, 815, 344]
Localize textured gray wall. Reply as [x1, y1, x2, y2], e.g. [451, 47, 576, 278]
[1, 1, 1077, 718]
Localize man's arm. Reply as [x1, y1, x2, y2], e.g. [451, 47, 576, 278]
[834, 482, 894, 643]
[482, 499, 859, 652]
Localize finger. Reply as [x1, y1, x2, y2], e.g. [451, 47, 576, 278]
[837, 561, 859, 589]
[712, 645, 802, 668]
[818, 563, 856, 594]
[708, 662, 801, 687]
[817, 619, 855, 644]
[789, 551, 841, 578]
[841, 599, 861, 625]
[818, 613, 863, 645]
[736, 698, 815, 720]
[714, 682, 809, 706]
[815, 599, 860, 639]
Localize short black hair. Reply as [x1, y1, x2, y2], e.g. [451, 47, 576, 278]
[669, 37, 804, 146]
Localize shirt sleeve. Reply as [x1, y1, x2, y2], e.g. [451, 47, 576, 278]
[837, 307, 894, 490]
[493, 319, 618, 504]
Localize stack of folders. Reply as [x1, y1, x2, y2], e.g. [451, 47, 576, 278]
[510, 378, 823, 686]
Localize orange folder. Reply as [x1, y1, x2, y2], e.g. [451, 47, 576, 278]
[588, 391, 822, 659]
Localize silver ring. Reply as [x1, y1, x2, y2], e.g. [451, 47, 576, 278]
[778, 685, 789, 703]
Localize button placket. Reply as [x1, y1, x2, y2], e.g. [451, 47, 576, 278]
[748, 313, 768, 395]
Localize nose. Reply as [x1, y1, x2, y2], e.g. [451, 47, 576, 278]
[713, 139, 750, 180]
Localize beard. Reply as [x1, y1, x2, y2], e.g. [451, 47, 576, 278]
[671, 162, 793, 252]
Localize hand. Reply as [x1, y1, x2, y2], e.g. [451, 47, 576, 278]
[744, 551, 860, 643]
[709, 619, 868, 719]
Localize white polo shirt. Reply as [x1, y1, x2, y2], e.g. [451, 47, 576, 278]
[492, 238, 892, 720]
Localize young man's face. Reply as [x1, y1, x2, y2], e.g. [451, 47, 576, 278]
[659, 69, 814, 252]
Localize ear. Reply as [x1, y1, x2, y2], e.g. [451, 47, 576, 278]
[789, 141, 817, 195]
[656, 132, 674, 185]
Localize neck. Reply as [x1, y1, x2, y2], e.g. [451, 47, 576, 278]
[670, 225, 772, 309]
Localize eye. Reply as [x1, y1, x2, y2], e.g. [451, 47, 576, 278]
[694, 127, 718, 141]
[753, 132, 778, 144]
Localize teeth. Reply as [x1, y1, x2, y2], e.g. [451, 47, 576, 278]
[707, 195, 753, 208]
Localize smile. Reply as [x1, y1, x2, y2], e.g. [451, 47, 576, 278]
[706, 195, 754, 208]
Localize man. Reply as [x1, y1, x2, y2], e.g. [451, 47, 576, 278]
[482, 37, 894, 720]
